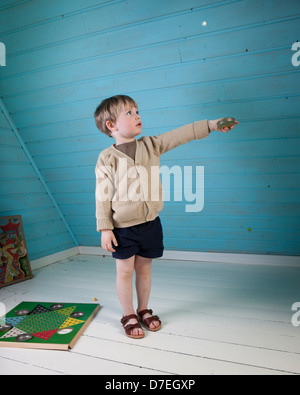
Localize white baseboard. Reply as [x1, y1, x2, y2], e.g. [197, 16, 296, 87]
[161, 250, 300, 266]
[78, 246, 106, 256]
[78, 246, 300, 267]
[31, 247, 79, 271]
[31, 246, 300, 270]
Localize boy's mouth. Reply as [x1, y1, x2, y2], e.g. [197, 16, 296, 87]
[136, 122, 142, 127]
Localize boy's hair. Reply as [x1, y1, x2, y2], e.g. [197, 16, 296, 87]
[94, 95, 138, 137]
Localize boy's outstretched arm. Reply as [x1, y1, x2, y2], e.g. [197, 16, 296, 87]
[147, 118, 239, 157]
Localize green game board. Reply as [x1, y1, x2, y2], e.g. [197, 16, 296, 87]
[0, 301, 100, 350]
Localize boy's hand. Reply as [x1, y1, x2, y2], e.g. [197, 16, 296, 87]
[209, 118, 239, 133]
[101, 229, 118, 252]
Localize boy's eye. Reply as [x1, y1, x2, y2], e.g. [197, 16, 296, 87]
[126, 109, 139, 115]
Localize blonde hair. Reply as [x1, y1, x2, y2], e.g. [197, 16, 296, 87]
[94, 95, 138, 137]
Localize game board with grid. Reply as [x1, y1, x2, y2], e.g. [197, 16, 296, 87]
[0, 301, 100, 350]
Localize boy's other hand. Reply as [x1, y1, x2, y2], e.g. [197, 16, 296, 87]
[209, 118, 239, 133]
[101, 229, 118, 252]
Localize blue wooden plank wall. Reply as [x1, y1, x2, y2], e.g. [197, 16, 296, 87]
[0, 0, 299, 257]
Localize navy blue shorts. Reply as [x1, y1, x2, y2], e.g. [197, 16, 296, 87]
[112, 217, 164, 260]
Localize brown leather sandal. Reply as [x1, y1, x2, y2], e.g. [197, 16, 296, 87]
[137, 309, 162, 332]
[121, 314, 145, 339]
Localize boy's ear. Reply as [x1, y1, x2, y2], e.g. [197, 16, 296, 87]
[106, 120, 117, 132]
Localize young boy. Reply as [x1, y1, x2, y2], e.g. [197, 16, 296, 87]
[94, 95, 238, 339]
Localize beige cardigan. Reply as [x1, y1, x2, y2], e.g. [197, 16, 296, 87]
[95, 120, 210, 231]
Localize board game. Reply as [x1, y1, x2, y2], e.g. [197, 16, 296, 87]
[0, 301, 100, 350]
[0, 215, 33, 288]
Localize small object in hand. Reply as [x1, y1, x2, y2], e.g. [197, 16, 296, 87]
[217, 117, 236, 131]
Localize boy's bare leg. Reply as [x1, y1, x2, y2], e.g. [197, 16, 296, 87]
[116, 256, 144, 337]
[135, 255, 161, 330]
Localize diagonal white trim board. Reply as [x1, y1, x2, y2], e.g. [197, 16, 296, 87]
[0, 97, 79, 247]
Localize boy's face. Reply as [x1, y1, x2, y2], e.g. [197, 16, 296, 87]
[108, 103, 142, 143]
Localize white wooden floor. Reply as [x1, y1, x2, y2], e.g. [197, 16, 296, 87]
[0, 254, 300, 375]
